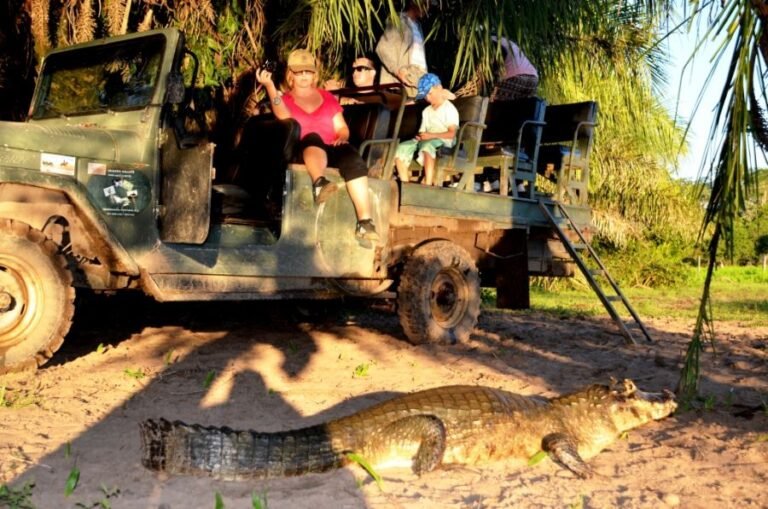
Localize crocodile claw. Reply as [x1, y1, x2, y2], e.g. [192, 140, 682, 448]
[542, 432, 595, 479]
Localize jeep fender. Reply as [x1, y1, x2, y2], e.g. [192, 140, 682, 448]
[0, 180, 139, 289]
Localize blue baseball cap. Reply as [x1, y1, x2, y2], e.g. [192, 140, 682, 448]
[416, 73, 441, 100]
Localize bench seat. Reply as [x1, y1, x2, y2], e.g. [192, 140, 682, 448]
[476, 96, 546, 197]
[536, 101, 598, 205]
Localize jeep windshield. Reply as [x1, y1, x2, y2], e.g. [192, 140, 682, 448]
[32, 34, 166, 120]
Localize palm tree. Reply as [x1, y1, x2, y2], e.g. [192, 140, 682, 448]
[662, 0, 768, 400]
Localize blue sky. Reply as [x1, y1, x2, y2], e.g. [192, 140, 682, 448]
[662, 25, 725, 181]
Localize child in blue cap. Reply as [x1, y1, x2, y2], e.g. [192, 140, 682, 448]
[394, 73, 459, 186]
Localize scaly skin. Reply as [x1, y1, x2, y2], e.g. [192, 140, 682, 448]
[140, 379, 676, 480]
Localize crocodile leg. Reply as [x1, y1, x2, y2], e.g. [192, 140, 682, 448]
[541, 432, 596, 479]
[362, 415, 447, 475]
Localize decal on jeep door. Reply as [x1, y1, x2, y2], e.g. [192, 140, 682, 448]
[86, 167, 150, 216]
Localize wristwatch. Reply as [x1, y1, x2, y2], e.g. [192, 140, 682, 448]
[272, 95, 282, 106]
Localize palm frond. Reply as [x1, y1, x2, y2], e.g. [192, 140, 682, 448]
[29, 0, 51, 59]
[75, 0, 96, 43]
[104, 0, 130, 36]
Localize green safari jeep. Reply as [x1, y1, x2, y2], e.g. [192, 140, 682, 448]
[0, 28, 591, 373]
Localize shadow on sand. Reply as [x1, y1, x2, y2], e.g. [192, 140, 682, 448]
[4, 293, 765, 507]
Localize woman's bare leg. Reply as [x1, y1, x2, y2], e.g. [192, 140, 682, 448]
[303, 146, 328, 183]
[346, 176, 371, 220]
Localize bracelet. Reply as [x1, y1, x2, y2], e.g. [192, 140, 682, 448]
[271, 95, 282, 106]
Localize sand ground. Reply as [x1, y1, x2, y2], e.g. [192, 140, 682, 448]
[1, 295, 766, 508]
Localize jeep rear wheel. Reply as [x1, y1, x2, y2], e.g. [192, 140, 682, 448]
[0, 220, 75, 373]
[397, 241, 480, 344]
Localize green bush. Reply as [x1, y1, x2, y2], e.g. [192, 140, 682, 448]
[596, 241, 693, 288]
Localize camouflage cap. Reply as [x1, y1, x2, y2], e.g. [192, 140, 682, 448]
[287, 49, 317, 73]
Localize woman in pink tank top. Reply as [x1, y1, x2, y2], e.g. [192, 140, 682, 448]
[256, 49, 378, 242]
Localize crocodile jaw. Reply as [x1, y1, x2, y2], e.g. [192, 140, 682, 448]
[609, 380, 677, 432]
[633, 388, 678, 420]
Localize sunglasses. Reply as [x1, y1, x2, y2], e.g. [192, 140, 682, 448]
[352, 66, 373, 72]
[293, 70, 316, 76]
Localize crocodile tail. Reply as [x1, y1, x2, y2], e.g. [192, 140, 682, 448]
[139, 418, 347, 480]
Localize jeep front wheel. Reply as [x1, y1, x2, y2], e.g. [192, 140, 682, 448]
[0, 220, 75, 373]
[397, 241, 480, 344]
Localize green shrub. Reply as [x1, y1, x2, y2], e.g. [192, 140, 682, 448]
[596, 241, 692, 288]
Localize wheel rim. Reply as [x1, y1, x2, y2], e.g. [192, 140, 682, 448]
[429, 268, 469, 329]
[0, 253, 43, 348]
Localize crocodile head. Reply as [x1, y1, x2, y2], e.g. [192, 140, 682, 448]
[544, 379, 677, 477]
[606, 378, 677, 432]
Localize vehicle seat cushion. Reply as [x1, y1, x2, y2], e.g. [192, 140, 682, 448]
[482, 97, 545, 145]
[540, 101, 598, 144]
[452, 95, 485, 124]
[343, 103, 391, 148]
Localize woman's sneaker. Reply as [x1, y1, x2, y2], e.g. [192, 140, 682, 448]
[355, 219, 379, 241]
[312, 176, 338, 204]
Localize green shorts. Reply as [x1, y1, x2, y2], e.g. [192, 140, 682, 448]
[395, 138, 448, 166]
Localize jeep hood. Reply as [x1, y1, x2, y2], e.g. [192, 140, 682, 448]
[0, 120, 145, 165]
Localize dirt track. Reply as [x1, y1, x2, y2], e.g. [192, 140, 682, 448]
[1, 294, 766, 508]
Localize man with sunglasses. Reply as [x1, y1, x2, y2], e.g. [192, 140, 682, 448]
[351, 56, 377, 88]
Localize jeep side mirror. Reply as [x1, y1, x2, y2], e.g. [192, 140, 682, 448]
[165, 72, 186, 104]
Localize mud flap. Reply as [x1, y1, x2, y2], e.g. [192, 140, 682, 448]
[495, 228, 530, 309]
[159, 128, 212, 243]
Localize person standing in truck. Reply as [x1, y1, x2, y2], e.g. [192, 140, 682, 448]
[256, 49, 379, 242]
[376, 0, 430, 99]
[491, 37, 539, 101]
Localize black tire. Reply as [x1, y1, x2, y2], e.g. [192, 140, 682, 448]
[0, 219, 75, 373]
[397, 241, 480, 344]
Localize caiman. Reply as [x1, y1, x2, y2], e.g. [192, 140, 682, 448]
[139, 379, 676, 480]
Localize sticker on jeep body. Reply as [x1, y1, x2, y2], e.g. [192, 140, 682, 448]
[86, 167, 150, 216]
[41, 153, 76, 176]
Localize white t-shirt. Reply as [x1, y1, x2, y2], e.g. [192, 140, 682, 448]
[420, 100, 460, 148]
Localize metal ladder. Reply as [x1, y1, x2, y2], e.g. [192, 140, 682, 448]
[538, 200, 653, 344]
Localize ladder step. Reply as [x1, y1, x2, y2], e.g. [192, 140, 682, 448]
[541, 199, 652, 344]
